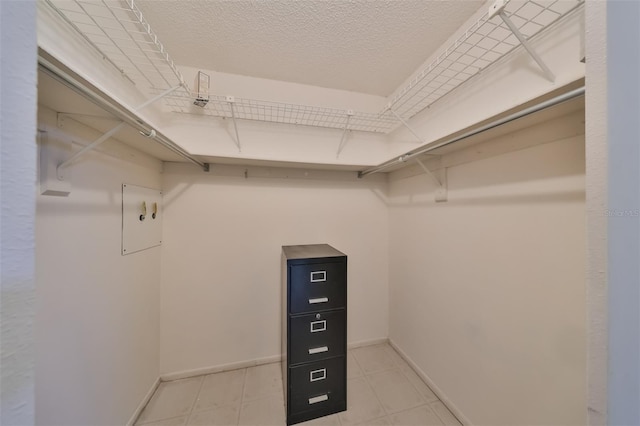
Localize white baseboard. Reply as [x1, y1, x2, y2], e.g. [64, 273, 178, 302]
[127, 376, 160, 426]
[389, 339, 471, 426]
[160, 354, 282, 382]
[160, 337, 390, 382]
[348, 337, 389, 349]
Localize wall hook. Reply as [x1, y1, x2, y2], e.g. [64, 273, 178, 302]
[140, 201, 147, 221]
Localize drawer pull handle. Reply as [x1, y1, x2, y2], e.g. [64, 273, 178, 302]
[308, 346, 328, 355]
[310, 271, 327, 282]
[310, 320, 326, 333]
[310, 368, 326, 382]
[309, 297, 328, 304]
[308, 394, 329, 405]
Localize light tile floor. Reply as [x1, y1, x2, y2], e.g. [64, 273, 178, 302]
[135, 343, 462, 426]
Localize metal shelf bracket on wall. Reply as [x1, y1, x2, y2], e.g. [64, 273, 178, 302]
[55, 84, 181, 180]
[416, 158, 448, 203]
[336, 110, 354, 158]
[490, 0, 555, 82]
[387, 105, 425, 145]
[226, 95, 242, 152]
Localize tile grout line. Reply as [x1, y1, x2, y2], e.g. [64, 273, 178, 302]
[342, 348, 371, 425]
[397, 361, 440, 404]
[338, 349, 367, 425]
[430, 400, 461, 426]
[361, 371, 388, 416]
[185, 375, 206, 425]
[136, 378, 201, 426]
[388, 347, 457, 425]
[363, 345, 437, 422]
[389, 341, 464, 425]
[338, 348, 362, 426]
[389, 351, 448, 424]
[353, 348, 394, 422]
[388, 345, 444, 417]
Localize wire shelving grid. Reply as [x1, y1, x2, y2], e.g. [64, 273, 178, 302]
[44, 0, 583, 133]
[385, 0, 583, 119]
[45, 0, 188, 92]
[161, 94, 400, 133]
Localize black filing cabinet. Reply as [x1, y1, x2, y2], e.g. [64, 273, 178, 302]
[282, 244, 347, 425]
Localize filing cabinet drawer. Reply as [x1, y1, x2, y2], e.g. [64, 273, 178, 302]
[289, 356, 346, 415]
[289, 310, 346, 365]
[289, 262, 346, 314]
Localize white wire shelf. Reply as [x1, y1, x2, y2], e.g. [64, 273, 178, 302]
[44, 0, 583, 134]
[161, 92, 398, 133]
[45, 0, 187, 91]
[385, 0, 584, 119]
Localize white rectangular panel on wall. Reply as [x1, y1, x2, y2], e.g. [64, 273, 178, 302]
[122, 184, 162, 255]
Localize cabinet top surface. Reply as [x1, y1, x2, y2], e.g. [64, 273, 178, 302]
[282, 244, 346, 260]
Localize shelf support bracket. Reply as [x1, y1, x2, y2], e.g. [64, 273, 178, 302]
[415, 158, 448, 202]
[56, 84, 181, 179]
[336, 110, 354, 158]
[388, 106, 426, 144]
[226, 96, 242, 153]
[498, 11, 555, 82]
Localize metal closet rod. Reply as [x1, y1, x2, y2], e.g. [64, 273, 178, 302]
[37, 53, 208, 171]
[359, 86, 586, 177]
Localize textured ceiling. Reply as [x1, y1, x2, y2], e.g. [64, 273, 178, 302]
[135, 0, 484, 96]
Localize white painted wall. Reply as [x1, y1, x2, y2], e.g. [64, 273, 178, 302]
[1, 2, 37, 425]
[388, 117, 586, 425]
[584, 1, 608, 424]
[35, 106, 163, 425]
[159, 164, 389, 375]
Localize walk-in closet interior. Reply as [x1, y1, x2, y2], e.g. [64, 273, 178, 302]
[2, 0, 633, 424]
